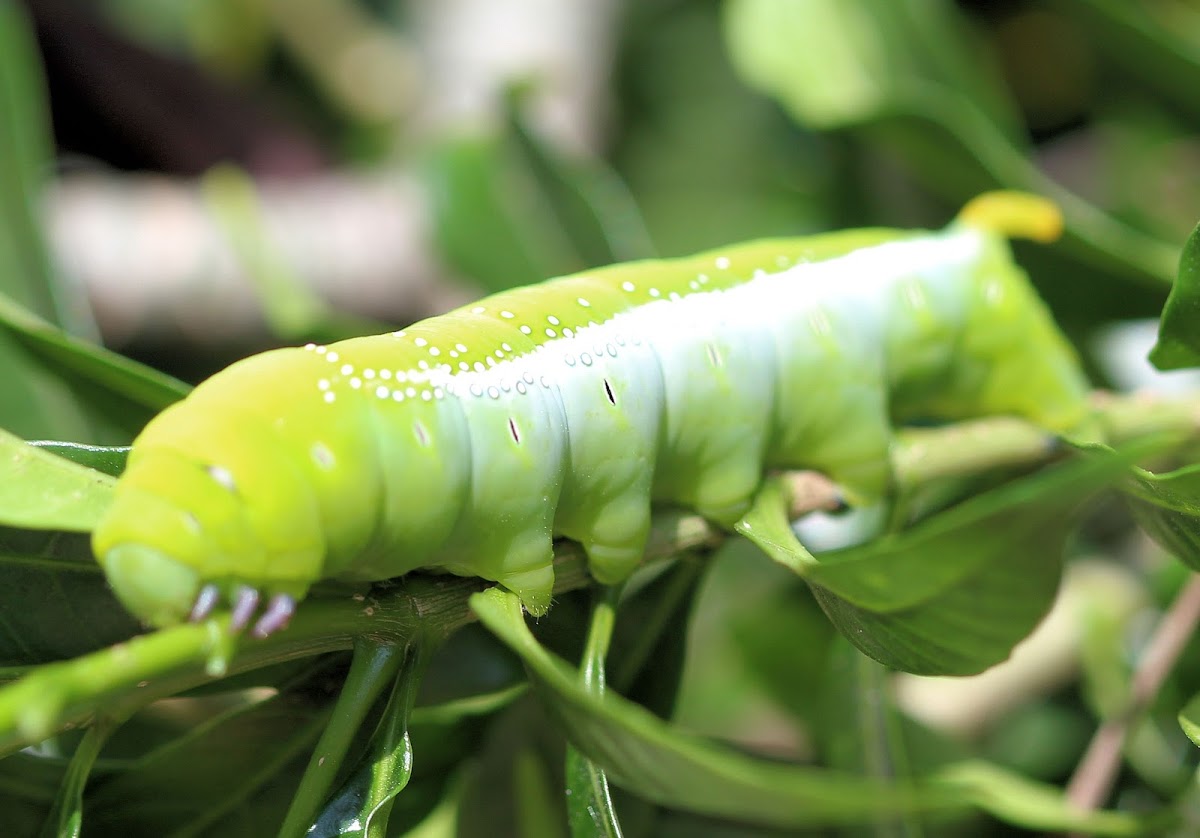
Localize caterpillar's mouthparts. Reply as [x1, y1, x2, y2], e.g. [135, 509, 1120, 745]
[101, 545, 200, 628]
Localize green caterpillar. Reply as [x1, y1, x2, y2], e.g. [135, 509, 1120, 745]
[91, 192, 1090, 637]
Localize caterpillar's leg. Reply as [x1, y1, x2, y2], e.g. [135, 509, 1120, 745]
[492, 528, 557, 616]
[575, 494, 654, 585]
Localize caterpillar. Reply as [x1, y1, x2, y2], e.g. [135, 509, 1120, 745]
[91, 192, 1090, 638]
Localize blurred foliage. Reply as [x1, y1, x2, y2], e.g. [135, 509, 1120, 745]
[4, 0, 1200, 836]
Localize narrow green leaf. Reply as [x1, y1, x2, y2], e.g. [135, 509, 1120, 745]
[38, 715, 118, 838]
[24, 442, 129, 478]
[282, 641, 408, 838]
[565, 588, 624, 838]
[472, 587, 959, 829]
[0, 292, 190, 413]
[1180, 691, 1200, 748]
[0, 429, 114, 532]
[0, 1, 69, 327]
[1151, 220, 1200, 370]
[473, 588, 1145, 834]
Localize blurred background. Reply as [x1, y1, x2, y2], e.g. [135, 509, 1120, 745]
[6, 2, 1200, 830]
[7, 0, 1200, 384]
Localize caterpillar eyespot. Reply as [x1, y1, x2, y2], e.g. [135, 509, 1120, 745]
[92, 192, 1089, 635]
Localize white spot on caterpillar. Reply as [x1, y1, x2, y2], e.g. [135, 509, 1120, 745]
[668, 291, 680, 301]
[621, 281, 635, 292]
[471, 306, 485, 314]
[485, 357, 496, 367]
[434, 387, 444, 399]
[376, 385, 389, 398]
[449, 350, 459, 358]
[581, 353, 593, 366]
[547, 315, 560, 325]
[392, 330, 406, 338]
[688, 281, 699, 290]
[395, 371, 408, 382]
[415, 337, 428, 347]
[649, 288, 660, 298]
[563, 328, 574, 338]
[380, 369, 392, 380]
[418, 360, 430, 370]
[516, 381, 527, 394]
[501, 310, 515, 319]
[315, 345, 327, 354]
[520, 325, 532, 335]
[456, 343, 468, 352]
[577, 297, 590, 307]
[364, 369, 376, 379]
[565, 355, 576, 367]
[540, 376, 550, 388]
[487, 386, 499, 399]
[474, 362, 486, 372]
[207, 465, 237, 492]
[311, 443, 335, 469]
[459, 362, 469, 371]
[545, 328, 557, 337]
[502, 342, 512, 351]
[324, 392, 336, 403]
[341, 364, 354, 375]
[715, 256, 730, 270]
[304, 342, 316, 350]
[494, 349, 504, 358]
[522, 372, 535, 384]
[698, 274, 709, 285]
[470, 383, 483, 397]
[422, 390, 433, 401]
[392, 391, 404, 402]
[606, 343, 617, 356]
[776, 255, 790, 267]
[350, 378, 362, 389]
[326, 351, 339, 362]
[318, 379, 331, 391]
[429, 347, 441, 356]
[406, 387, 417, 397]
[500, 379, 511, 392]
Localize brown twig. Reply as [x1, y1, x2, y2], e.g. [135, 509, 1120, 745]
[1063, 574, 1200, 829]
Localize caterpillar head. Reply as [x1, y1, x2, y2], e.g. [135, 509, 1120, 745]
[93, 430, 325, 638]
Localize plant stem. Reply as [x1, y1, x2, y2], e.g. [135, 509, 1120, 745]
[1064, 574, 1200, 824]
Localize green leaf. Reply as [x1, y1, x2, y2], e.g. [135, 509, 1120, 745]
[38, 715, 118, 838]
[1124, 462, 1200, 571]
[738, 453, 1127, 674]
[24, 442, 129, 478]
[565, 588, 623, 838]
[0, 430, 114, 532]
[473, 588, 1146, 835]
[723, 0, 1180, 289]
[0, 1, 69, 327]
[1150, 220, 1200, 370]
[1179, 691, 1200, 748]
[0, 526, 139, 669]
[0, 291, 188, 442]
[472, 587, 957, 828]
[85, 691, 330, 836]
[427, 97, 654, 295]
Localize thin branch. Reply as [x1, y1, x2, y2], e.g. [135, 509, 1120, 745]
[1065, 574, 1200, 821]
